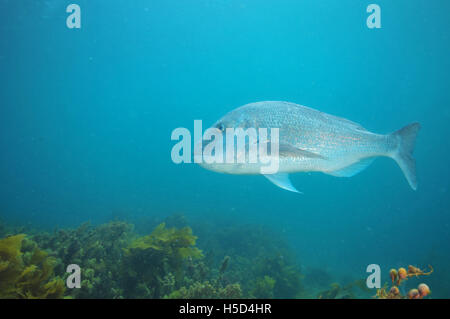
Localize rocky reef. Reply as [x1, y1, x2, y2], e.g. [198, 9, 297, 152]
[0, 215, 401, 299]
[0, 215, 309, 299]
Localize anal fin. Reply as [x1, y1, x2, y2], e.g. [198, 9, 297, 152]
[327, 158, 375, 177]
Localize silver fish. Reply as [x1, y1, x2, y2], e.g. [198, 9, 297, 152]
[199, 101, 420, 193]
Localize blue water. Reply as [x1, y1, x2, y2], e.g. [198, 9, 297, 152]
[1, 0, 449, 297]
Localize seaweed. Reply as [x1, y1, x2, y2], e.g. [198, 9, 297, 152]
[0, 234, 65, 299]
[33, 220, 134, 299]
[193, 220, 304, 298]
[317, 280, 370, 299]
[165, 281, 242, 299]
[250, 276, 276, 298]
[253, 254, 304, 298]
[121, 222, 203, 298]
[1, 216, 307, 299]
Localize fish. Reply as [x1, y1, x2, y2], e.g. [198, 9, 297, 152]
[198, 101, 420, 193]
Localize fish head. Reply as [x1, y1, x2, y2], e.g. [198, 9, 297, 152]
[211, 107, 256, 132]
[196, 110, 264, 174]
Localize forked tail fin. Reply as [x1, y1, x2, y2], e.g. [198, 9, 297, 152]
[390, 122, 421, 190]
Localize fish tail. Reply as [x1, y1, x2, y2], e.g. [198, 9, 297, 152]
[389, 122, 421, 190]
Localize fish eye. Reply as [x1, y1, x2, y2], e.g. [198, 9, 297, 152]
[216, 123, 225, 132]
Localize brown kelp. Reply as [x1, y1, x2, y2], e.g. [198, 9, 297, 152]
[121, 222, 203, 298]
[0, 234, 65, 298]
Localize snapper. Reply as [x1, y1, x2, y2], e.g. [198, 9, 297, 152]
[198, 101, 420, 193]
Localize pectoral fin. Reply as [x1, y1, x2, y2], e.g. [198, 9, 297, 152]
[260, 141, 324, 160]
[278, 144, 325, 159]
[263, 173, 302, 194]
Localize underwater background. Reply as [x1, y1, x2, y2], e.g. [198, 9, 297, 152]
[0, 0, 449, 298]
